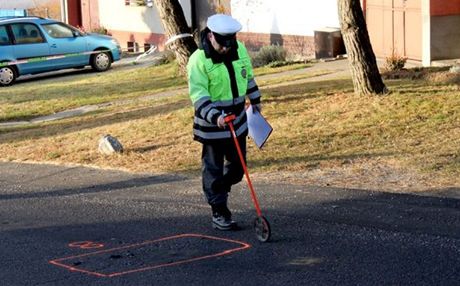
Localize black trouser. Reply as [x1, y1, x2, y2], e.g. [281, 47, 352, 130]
[201, 136, 246, 206]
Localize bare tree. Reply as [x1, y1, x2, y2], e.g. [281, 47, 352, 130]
[338, 0, 387, 95]
[153, 0, 197, 75]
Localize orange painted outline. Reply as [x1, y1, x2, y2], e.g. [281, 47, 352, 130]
[68, 241, 105, 249]
[49, 233, 251, 278]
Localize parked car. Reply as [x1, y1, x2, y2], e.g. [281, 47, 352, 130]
[0, 16, 122, 86]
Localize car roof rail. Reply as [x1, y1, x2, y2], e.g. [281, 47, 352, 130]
[0, 15, 46, 21]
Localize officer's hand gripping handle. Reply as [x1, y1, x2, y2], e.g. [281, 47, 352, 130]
[223, 113, 236, 123]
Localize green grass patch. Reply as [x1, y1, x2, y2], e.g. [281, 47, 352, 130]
[0, 63, 186, 122]
[0, 63, 459, 189]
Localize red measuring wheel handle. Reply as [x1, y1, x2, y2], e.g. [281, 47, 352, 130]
[223, 112, 271, 242]
[224, 113, 236, 123]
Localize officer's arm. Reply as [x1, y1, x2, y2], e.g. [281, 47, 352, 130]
[187, 54, 221, 125]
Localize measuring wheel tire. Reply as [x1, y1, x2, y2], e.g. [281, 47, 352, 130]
[253, 216, 271, 242]
[0, 66, 17, 86]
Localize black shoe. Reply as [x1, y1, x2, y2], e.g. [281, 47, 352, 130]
[211, 203, 237, 230]
[212, 214, 236, 230]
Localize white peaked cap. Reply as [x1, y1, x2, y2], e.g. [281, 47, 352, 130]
[207, 14, 242, 35]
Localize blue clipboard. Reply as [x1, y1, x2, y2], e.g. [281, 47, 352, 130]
[246, 105, 273, 149]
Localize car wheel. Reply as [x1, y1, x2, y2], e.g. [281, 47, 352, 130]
[0, 66, 16, 87]
[90, 51, 112, 72]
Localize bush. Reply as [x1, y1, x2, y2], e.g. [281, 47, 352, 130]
[384, 52, 407, 71]
[251, 45, 287, 67]
[156, 50, 176, 65]
[91, 26, 109, 35]
[76, 25, 110, 35]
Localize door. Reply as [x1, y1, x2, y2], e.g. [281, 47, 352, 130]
[10, 23, 50, 74]
[0, 25, 14, 61]
[39, 22, 89, 68]
[365, 0, 422, 60]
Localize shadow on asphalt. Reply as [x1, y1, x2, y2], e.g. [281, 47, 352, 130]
[1, 162, 459, 285]
[2, 188, 460, 285]
[0, 174, 187, 200]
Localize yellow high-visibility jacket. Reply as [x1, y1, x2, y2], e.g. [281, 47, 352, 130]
[187, 38, 260, 143]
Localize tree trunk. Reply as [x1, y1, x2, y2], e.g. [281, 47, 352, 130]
[153, 0, 198, 76]
[338, 0, 387, 95]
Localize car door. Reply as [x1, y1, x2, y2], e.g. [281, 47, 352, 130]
[10, 23, 50, 74]
[0, 24, 14, 61]
[39, 22, 88, 68]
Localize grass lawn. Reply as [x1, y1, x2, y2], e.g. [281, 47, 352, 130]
[0, 61, 459, 192]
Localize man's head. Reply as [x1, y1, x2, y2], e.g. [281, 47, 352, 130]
[207, 14, 242, 54]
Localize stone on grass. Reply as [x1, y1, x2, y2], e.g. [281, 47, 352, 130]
[98, 135, 123, 155]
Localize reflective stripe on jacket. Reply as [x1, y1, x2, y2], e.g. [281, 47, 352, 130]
[187, 40, 261, 143]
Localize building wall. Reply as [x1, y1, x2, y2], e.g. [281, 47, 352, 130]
[80, 0, 99, 31]
[71, 0, 332, 57]
[430, 15, 460, 60]
[237, 32, 315, 59]
[431, 0, 460, 16]
[97, 0, 191, 52]
[231, 0, 339, 36]
[229, 0, 339, 58]
[191, 0, 316, 58]
[429, 0, 460, 60]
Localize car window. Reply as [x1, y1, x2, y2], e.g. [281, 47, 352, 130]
[42, 23, 76, 38]
[11, 23, 45, 44]
[0, 25, 11, 45]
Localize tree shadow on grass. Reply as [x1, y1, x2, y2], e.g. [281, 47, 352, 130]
[127, 144, 169, 153]
[0, 99, 190, 143]
[0, 173, 187, 201]
[248, 151, 396, 169]
[261, 78, 354, 104]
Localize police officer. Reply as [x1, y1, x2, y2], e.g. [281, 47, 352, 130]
[187, 14, 262, 230]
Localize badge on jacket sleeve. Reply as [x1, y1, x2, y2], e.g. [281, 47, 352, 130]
[241, 68, 247, 79]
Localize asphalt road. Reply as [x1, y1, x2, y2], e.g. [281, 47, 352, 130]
[0, 162, 459, 285]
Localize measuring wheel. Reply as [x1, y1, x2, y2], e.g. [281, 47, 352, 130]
[224, 114, 272, 243]
[253, 216, 271, 242]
